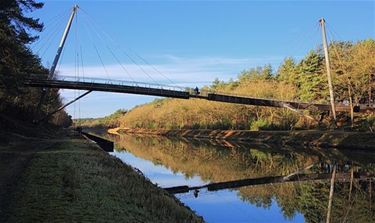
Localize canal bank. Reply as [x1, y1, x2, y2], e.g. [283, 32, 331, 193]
[0, 130, 203, 222]
[111, 128, 375, 150]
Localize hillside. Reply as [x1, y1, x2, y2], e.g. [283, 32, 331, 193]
[81, 39, 375, 131]
[118, 80, 300, 130]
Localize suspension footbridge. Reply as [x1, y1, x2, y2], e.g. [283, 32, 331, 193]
[25, 5, 374, 121]
[24, 74, 371, 113]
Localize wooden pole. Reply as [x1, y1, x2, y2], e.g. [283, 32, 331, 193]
[320, 18, 337, 122]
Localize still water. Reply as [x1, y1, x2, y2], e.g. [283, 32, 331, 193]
[106, 134, 374, 223]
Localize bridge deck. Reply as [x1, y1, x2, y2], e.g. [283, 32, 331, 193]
[24, 76, 374, 113]
[24, 77, 190, 99]
[203, 93, 351, 112]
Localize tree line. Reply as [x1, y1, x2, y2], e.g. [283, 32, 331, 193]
[94, 38, 374, 131]
[0, 0, 71, 127]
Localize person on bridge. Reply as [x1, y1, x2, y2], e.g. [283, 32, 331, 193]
[194, 86, 200, 95]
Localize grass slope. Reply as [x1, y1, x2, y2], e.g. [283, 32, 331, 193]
[0, 132, 203, 223]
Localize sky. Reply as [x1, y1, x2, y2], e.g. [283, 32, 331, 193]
[28, 0, 375, 118]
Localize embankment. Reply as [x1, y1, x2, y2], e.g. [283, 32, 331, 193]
[0, 130, 203, 222]
[113, 128, 375, 150]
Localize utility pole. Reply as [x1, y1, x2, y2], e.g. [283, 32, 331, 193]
[320, 18, 337, 122]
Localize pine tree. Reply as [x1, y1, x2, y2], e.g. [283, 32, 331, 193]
[277, 57, 297, 85]
[0, 0, 46, 93]
[239, 65, 273, 81]
[0, 0, 71, 125]
[297, 50, 328, 102]
[261, 64, 273, 80]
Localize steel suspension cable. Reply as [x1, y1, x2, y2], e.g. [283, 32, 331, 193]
[36, 17, 66, 58]
[80, 45, 85, 81]
[81, 21, 111, 80]
[79, 11, 136, 82]
[131, 50, 175, 85]
[31, 8, 69, 52]
[73, 10, 79, 121]
[80, 9, 168, 85]
[121, 50, 159, 85]
[326, 27, 360, 108]
[78, 14, 84, 121]
[284, 22, 321, 61]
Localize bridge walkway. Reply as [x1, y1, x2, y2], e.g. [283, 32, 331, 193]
[24, 75, 374, 113]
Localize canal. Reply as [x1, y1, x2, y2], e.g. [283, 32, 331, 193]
[104, 133, 374, 223]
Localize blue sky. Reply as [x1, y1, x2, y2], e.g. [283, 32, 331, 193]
[29, 0, 375, 118]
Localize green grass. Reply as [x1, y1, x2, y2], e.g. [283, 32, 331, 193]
[5, 135, 203, 223]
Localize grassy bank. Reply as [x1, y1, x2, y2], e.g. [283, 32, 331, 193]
[0, 131, 203, 222]
[112, 128, 375, 150]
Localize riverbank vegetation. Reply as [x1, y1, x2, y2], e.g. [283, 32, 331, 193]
[83, 39, 375, 131]
[75, 109, 127, 128]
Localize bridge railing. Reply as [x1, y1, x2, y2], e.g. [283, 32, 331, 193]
[27, 74, 307, 102]
[188, 87, 306, 103]
[208, 89, 302, 103]
[27, 74, 189, 92]
[26, 74, 356, 107]
[207, 90, 362, 107]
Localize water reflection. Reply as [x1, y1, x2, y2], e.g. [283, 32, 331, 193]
[108, 134, 375, 223]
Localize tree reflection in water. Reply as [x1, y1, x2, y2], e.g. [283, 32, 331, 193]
[109, 134, 375, 223]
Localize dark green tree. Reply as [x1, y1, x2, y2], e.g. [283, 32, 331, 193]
[211, 78, 225, 90]
[260, 64, 273, 80]
[277, 57, 297, 85]
[239, 64, 274, 82]
[297, 50, 328, 102]
[0, 0, 46, 93]
[0, 0, 71, 126]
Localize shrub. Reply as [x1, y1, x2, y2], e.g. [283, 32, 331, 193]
[250, 118, 273, 131]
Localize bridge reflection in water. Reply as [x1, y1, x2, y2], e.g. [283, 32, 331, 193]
[105, 133, 374, 223]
